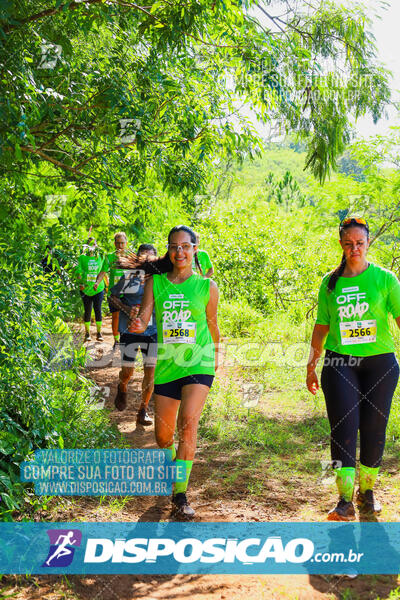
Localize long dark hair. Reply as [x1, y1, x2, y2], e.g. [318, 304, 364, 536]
[123, 226, 202, 275]
[328, 220, 369, 292]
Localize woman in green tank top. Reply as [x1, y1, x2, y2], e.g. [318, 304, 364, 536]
[75, 238, 105, 342]
[130, 225, 220, 518]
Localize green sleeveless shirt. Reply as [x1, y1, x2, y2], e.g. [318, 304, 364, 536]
[153, 272, 215, 384]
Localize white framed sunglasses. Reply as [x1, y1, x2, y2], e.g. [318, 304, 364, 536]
[166, 242, 196, 252]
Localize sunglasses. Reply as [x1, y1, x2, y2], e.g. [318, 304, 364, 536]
[340, 217, 369, 231]
[166, 243, 196, 252]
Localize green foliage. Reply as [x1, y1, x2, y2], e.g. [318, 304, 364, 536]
[0, 237, 119, 519]
[218, 299, 266, 338]
[265, 170, 307, 209]
[201, 195, 336, 320]
[337, 151, 366, 182]
[0, 0, 390, 212]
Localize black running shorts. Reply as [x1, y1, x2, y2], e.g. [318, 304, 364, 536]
[154, 374, 214, 400]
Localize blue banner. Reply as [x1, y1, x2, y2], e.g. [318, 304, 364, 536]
[1, 522, 400, 575]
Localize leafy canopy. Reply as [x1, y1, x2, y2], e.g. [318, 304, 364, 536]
[0, 0, 390, 200]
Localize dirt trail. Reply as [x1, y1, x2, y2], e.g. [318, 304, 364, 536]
[4, 317, 400, 600]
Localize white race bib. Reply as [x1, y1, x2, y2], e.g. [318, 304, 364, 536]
[163, 322, 196, 344]
[340, 319, 377, 345]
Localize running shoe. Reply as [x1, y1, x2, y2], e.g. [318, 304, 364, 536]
[84, 333, 91, 342]
[356, 489, 382, 514]
[96, 332, 104, 341]
[172, 493, 195, 519]
[114, 384, 127, 411]
[327, 498, 356, 521]
[136, 407, 153, 426]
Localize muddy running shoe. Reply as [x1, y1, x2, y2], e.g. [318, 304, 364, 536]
[172, 493, 195, 519]
[327, 498, 356, 521]
[356, 489, 382, 514]
[114, 384, 127, 411]
[136, 407, 153, 426]
[96, 332, 104, 341]
[84, 333, 91, 342]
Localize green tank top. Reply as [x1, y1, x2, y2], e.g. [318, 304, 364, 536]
[76, 254, 105, 296]
[153, 272, 215, 384]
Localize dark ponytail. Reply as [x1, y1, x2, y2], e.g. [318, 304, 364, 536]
[119, 248, 173, 275]
[328, 252, 346, 293]
[121, 225, 199, 275]
[194, 252, 203, 276]
[143, 254, 173, 275]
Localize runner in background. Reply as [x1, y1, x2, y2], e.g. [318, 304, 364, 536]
[306, 217, 400, 520]
[127, 225, 220, 518]
[94, 232, 128, 347]
[111, 244, 158, 426]
[41, 245, 59, 276]
[193, 233, 214, 278]
[76, 238, 105, 342]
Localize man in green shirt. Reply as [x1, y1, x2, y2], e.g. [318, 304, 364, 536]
[94, 232, 128, 345]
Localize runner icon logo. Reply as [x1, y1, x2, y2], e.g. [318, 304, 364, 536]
[42, 529, 82, 567]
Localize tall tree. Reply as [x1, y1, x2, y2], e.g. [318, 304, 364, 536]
[0, 0, 390, 201]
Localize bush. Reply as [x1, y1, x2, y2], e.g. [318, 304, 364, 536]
[218, 300, 266, 338]
[0, 245, 119, 520]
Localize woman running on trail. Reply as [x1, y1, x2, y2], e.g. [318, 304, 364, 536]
[127, 225, 220, 518]
[112, 244, 158, 426]
[76, 238, 105, 342]
[307, 217, 400, 520]
[94, 232, 128, 348]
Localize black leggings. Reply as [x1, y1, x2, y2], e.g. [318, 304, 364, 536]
[321, 350, 399, 468]
[80, 290, 104, 323]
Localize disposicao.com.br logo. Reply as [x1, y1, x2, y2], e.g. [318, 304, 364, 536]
[82, 536, 364, 566]
[42, 533, 364, 568]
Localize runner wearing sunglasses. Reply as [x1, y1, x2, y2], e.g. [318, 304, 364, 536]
[307, 217, 400, 520]
[126, 225, 220, 518]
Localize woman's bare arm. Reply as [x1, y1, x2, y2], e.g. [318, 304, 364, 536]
[306, 324, 330, 395]
[131, 276, 155, 333]
[206, 280, 220, 371]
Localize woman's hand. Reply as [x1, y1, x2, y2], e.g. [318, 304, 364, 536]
[129, 306, 139, 320]
[214, 343, 219, 372]
[130, 317, 146, 333]
[306, 369, 319, 395]
[93, 282, 98, 291]
[79, 284, 84, 291]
